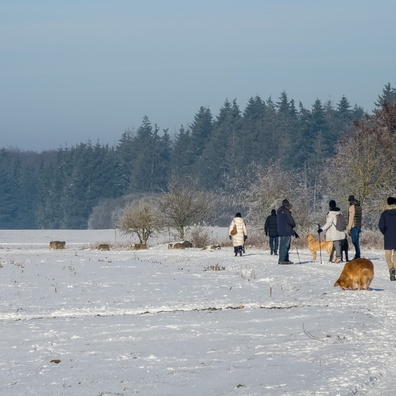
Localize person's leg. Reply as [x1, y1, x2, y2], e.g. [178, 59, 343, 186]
[355, 227, 361, 258]
[351, 227, 361, 259]
[333, 240, 342, 262]
[392, 250, 396, 268]
[269, 237, 274, 254]
[285, 236, 292, 263]
[385, 250, 396, 280]
[279, 237, 287, 263]
[274, 237, 279, 255]
[385, 249, 393, 269]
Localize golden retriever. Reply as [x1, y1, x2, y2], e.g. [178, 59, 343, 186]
[306, 233, 333, 261]
[334, 258, 374, 291]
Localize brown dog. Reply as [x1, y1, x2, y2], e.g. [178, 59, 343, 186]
[306, 233, 333, 261]
[334, 258, 374, 291]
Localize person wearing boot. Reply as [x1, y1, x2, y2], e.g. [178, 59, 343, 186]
[379, 197, 396, 281]
[229, 212, 247, 257]
[264, 209, 279, 255]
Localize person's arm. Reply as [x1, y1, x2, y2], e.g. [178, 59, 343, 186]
[321, 213, 333, 233]
[286, 211, 296, 229]
[378, 213, 386, 235]
[347, 205, 355, 231]
[228, 220, 235, 235]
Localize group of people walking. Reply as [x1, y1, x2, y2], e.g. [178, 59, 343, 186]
[229, 195, 363, 265]
[229, 195, 396, 280]
[265, 195, 362, 265]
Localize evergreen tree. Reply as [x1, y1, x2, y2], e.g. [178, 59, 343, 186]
[198, 99, 242, 188]
[116, 130, 135, 193]
[190, 106, 213, 159]
[14, 161, 38, 228]
[170, 126, 194, 176]
[241, 96, 268, 165]
[375, 82, 396, 107]
[0, 151, 18, 228]
[275, 91, 299, 168]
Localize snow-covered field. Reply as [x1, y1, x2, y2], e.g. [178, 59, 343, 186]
[1, 229, 395, 396]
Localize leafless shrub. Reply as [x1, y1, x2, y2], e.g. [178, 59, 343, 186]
[189, 226, 211, 248]
[232, 265, 256, 280]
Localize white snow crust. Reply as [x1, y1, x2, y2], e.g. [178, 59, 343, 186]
[0, 229, 395, 396]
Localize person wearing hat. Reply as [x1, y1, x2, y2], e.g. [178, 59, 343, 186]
[378, 197, 396, 281]
[318, 200, 346, 263]
[276, 199, 298, 264]
[347, 195, 362, 259]
[264, 209, 279, 255]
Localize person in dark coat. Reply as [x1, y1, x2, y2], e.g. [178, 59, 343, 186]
[276, 199, 298, 264]
[264, 209, 279, 255]
[378, 196, 396, 281]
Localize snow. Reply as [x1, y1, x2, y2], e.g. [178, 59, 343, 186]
[0, 229, 395, 396]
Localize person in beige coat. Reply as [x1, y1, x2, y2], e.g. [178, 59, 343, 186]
[229, 213, 247, 257]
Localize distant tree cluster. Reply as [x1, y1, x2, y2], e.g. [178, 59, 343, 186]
[0, 85, 395, 231]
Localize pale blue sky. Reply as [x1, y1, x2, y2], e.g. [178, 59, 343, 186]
[1, 0, 395, 151]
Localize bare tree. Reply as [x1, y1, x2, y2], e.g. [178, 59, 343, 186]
[323, 110, 396, 206]
[244, 162, 317, 232]
[322, 104, 396, 227]
[160, 176, 216, 240]
[117, 198, 164, 244]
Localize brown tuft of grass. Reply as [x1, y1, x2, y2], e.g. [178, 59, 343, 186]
[204, 264, 226, 271]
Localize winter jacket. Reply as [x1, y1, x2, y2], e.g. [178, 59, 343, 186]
[378, 204, 396, 250]
[276, 205, 296, 237]
[264, 210, 279, 237]
[229, 217, 247, 247]
[347, 199, 362, 230]
[321, 208, 346, 241]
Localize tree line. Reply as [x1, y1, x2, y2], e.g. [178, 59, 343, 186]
[1, 85, 395, 230]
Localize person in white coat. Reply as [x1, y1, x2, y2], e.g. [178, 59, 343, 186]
[229, 213, 248, 257]
[318, 200, 346, 263]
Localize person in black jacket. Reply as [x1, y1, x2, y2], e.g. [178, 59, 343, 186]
[276, 199, 298, 264]
[264, 209, 279, 255]
[378, 196, 396, 281]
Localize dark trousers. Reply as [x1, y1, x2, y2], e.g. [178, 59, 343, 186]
[279, 236, 291, 262]
[269, 236, 279, 254]
[350, 227, 361, 259]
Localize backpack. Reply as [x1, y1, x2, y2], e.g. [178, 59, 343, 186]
[335, 213, 347, 231]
